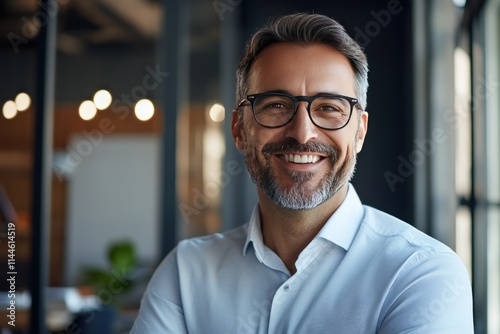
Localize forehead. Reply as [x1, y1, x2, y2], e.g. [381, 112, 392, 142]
[248, 42, 356, 96]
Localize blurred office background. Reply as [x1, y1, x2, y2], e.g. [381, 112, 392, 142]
[0, 0, 498, 332]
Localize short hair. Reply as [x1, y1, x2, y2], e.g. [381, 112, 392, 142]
[236, 13, 369, 110]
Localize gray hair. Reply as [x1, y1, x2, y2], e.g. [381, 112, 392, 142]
[236, 13, 369, 110]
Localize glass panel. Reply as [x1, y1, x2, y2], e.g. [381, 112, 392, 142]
[453, 47, 472, 277]
[469, 0, 500, 332]
[175, 0, 223, 238]
[2, 1, 167, 332]
[0, 11, 36, 331]
[484, 0, 500, 332]
[488, 207, 500, 334]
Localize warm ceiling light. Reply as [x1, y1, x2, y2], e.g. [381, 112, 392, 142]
[15, 92, 31, 112]
[2, 100, 17, 119]
[209, 103, 225, 122]
[93, 89, 112, 110]
[134, 99, 154, 121]
[79, 100, 97, 121]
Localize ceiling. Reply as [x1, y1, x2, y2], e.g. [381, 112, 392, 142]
[0, 0, 162, 53]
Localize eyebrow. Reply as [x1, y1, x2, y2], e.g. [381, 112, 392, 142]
[255, 89, 345, 96]
[256, 89, 292, 95]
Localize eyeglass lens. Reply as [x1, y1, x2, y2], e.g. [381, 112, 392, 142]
[253, 95, 352, 129]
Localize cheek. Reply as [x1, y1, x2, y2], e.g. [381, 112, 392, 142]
[246, 125, 280, 149]
[325, 131, 348, 148]
[326, 133, 357, 162]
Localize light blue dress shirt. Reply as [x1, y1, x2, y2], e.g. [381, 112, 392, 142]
[131, 185, 474, 333]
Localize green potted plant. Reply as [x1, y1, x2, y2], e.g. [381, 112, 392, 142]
[75, 240, 137, 333]
[82, 240, 137, 307]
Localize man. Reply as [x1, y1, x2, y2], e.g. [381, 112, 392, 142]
[131, 13, 474, 333]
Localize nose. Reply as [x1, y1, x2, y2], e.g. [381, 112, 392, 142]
[283, 101, 319, 144]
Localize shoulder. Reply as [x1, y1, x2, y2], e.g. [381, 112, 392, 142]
[355, 205, 467, 278]
[148, 224, 248, 286]
[175, 224, 248, 264]
[178, 224, 248, 252]
[357, 207, 473, 332]
[360, 205, 454, 255]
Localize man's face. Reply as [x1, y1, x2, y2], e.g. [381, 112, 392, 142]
[232, 43, 368, 210]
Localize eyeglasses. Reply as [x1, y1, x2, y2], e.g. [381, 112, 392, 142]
[238, 91, 360, 130]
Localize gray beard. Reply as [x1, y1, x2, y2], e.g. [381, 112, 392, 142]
[244, 137, 358, 210]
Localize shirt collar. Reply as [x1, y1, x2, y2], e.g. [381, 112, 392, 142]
[243, 206, 265, 257]
[316, 184, 364, 251]
[243, 183, 365, 257]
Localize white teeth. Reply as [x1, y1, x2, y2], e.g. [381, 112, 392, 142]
[283, 154, 320, 164]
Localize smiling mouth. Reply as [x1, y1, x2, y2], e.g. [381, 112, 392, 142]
[278, 154, 323, 164]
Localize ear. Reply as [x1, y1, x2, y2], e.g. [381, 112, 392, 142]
[231, 109, 245, 151]
[355, 111, 369, 153]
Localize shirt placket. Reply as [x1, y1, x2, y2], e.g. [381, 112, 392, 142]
[267, 239, 331, 333]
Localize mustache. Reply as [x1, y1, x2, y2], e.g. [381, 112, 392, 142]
[261, 138, 339, 159]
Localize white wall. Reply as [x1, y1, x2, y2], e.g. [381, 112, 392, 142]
[63, 135, 160, 285]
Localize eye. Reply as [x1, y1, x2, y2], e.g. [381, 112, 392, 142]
[266, 103, 286, 109]
[314, 104, 345, 115]
[317, 104, 341, 112]
[312, 97, 350, 116]
[255, 96, 294, 114]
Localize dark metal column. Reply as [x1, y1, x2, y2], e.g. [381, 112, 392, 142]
[30, 1, 57, 333]
[469, 12, 486, 334]
[220, 3, 258, 231]
[158, 0, 187, 257]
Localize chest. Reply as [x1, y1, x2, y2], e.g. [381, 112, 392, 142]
[179, 246, 389, 334]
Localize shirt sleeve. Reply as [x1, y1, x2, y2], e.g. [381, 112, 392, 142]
[377, 250, 474, 334]
[130, 247, 188, 334]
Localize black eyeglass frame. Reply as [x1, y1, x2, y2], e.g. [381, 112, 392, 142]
[238, 91, 361, 130]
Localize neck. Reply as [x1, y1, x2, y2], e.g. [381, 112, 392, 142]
[258, 184, 348, 274]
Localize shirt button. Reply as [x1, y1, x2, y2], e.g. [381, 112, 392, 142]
[284, 285, 289, 291]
